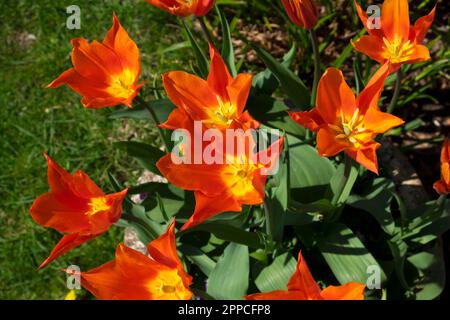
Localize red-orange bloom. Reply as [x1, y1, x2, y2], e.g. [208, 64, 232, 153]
[161, 44, 258, 131]
[80, 220, 193, 300]
[146, 0, 215, 17]
[29, 153, 128, 269]
[289, 63, 404, 174]
[48, 14, 143, 108]
[246, 251, 365, 300]
[433, 138, 450, 195]
[157, 136, 284, 231]
[281, 0, 318, 29]
[352, 0, 436, 73]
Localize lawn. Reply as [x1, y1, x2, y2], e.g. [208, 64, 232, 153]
[0, 0, 191, 299]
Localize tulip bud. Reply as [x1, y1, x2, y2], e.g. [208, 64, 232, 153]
[281, 0, 318, 29]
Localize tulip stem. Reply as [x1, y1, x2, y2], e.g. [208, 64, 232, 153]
[135, 96, 170, 153]
[309, 29, 321, 107]
[198, 17, 215, 45]
[387, 69, 402, 114]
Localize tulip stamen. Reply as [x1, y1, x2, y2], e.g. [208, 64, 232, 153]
[382, 37, 416, 64]
[108, 69, 136, 99]
[329, 108, 366, 147]
[87, 197, 110, 216]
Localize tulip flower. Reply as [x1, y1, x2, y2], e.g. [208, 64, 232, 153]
[157, 136, 284, 230]
[352, 0, 436, 73]
[161, 44, 258, 131]
[146, 0, 215, 17]
[290, 63, 404, 174]
[48, 14, 143, 108]
[433, 138, 450, 195]
[246, 251, 365, 300]
[281, 0, 318, 30]
[29, 153, 128, 269]
[79, 220, 193, 300]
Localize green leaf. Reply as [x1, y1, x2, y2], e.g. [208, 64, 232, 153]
[179, 244, 216, 277]
[189, 222, 264, 249]
[118, 204, 164, 244]
[216, 6, 237, 77]
[288, 134, 336, 189]
[318, 223, 387, 285]
[387, 239, 410, 289]
[114, 141, 165, 174]
[252, 44, 296, 96]
[407, 243, 446, 300]
[255, 252, 296, 292]
[250, 43, 310, 110]
[348, 178, 396, 235]
[207, 243, 249, 300]
[247, 96, 306, 138]
[182, 19, 209, 78]
[327, 157, 358, 206]
[109, 99, 175, 123]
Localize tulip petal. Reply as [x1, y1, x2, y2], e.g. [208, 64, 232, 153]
[287, 251, 322, 299]
[352, 36, 387, 65]
[156, 154, 228, 197]
[316, 128, 347, 157]
[181, 191, 242, 231]
[160, 108, 193, 131]
[316, 68, 356, 123]
[227, 73, 253, 116]
[321, 282, 365, 300]
[38, 233, 96, 269]
[354, 0, 384, 37]
[403, 44, 431, 64]
[208, 44, 233, 99]
[363, 108, 404, 134]
[246, 290, 308, 300]
[162, 71, 217, 121]
[414, 5, 436, 43]
[289, 109, 324, 132]
[357, 63, 389, 113]
[346, 142, 380, 174]
[381, 0, 410, 42]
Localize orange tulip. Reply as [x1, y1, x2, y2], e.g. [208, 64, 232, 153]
[157, 136, 284, 230]
[80, 220, 193, 300]
[246, 251, 365, 300]
[146, 0, 215, 17]
[281, 0, 318, 29]
[289, 63, 404, 174]
[48, 14, 143, 108]
[433, 138, 450, 195]
[161, 44, 258, 131]
[29, 153, 128, 269]
[352, 0, 436, 73]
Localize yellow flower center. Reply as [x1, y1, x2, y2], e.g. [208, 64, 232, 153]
[87, 197, 110, 216]
[147, 268, 191, 300]
[382, 36, 415, 64]
[329, 108, 367, 147]
[108, 69, 136, 99]
[204, 95, 238, 128]
[223, 155, 261, 198]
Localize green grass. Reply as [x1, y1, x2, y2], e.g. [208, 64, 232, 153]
[0, 0, 191, 299]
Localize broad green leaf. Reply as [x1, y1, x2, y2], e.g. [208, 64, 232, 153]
[179, 244, 216, 277]
[318, 223, 387, 285]
[207, 243, 249, 300]
[247, 95, 306, 138]
[118, 204, 164, 244]
[114, 141, 165, 174]
[250, 43, 310, 110]
[347, 178, 396, 235]
[110, 99, 175, 123]
[216, 6, 237, 77]
[255, 252, 297, 292]
[252, 44, 296, 96]
[288, 135, 336, 189]
[407, 243, 446, 300]
[327, 157, 358, 206]
[387, 239, 410, 289]
[189, 222, 264, 249]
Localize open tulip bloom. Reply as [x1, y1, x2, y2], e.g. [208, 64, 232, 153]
[246, 251, 365, 300]
[79, 220, 192, 300]
[48, 14, 143, 108]
[146, 0, 215, 17]
[352, 0, 436, 73]
[290, 63, 404, 174]
[29, 153, 128, 269]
